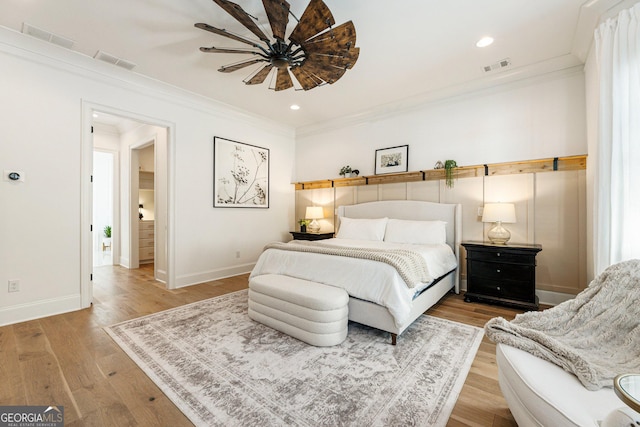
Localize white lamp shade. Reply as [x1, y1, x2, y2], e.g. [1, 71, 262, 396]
[305, 206, 324, 220]
[482, 203, 516, 223]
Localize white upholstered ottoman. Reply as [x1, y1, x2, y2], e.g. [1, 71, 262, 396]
[248, 274, 349, 347]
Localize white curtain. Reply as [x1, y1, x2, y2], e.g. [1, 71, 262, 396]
[593, 3, 640, 275]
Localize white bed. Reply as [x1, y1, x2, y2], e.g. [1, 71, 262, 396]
[250, 200, 462, 344]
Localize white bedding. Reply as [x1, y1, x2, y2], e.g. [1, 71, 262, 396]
[250, 238, 457, 328]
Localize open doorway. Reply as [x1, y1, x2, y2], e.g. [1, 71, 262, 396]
[93, 150, 115, 267]
[130, 142, 157, 269]
[83, 105, 171, 309]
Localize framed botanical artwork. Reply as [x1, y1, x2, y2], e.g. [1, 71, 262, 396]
[374, 145, 409, 175]
[213, 136, 269, 208]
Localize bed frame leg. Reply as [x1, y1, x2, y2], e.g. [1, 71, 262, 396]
[391, 333, 397, 346]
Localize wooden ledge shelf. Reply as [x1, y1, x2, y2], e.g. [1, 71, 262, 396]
[294, 155, 586, 190]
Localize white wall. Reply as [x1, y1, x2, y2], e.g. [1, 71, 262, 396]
[294, 68, 589, 302]
[0, 27, 295, 325]
[295, 68, 587, 182]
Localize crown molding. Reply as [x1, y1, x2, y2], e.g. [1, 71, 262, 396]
[295, 55, 584, 139]
[0, 25, 295, 138]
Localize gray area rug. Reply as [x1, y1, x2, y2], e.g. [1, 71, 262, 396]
[105, 290, 483, 426]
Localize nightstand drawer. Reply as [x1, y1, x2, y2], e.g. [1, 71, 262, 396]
[469, 277, 534, 301]
[469, 260, 534, 281]
[467, 249, 536, 265]
[290, 232, 334, 241]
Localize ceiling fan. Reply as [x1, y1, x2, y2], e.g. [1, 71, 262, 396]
[195, 0, 359, 91]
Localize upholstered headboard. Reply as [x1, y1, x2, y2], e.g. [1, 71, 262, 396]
[337, 200, 462, 291]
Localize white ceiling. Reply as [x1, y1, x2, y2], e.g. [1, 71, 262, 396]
[0, 0, 633, 130]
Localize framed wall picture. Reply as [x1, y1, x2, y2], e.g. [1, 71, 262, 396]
[213, 136, 269, 208]
[375, 145, 409, 175]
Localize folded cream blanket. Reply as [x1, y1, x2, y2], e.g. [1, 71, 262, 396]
[485, 259, 640, 390]
[264, 241, 430, 288]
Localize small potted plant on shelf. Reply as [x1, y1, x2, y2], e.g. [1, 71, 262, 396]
[298, 219, 310, 232]
[444, 160, 458, 188]
[339, 165, 352, 178]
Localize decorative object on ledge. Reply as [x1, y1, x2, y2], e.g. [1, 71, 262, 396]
[352, 169, 360, 176]
[195, 0, 359, 91]
[294, 155, 587, 190]
[339, 165, 352, 177]
[434, 161, 444, 169]
[305, 206, 324, 233]
[444, 160, 458, 188]
[482, 203, 516, 244]
[375, 145, 409, 175]
[298, 219, 309, 232]
[214, 136, 269, 208]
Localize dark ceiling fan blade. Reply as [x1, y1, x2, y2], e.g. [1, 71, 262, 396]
[218, 58, 266, 73]
[200, 46, 261, 55]
[262, 0, 290, 41]
[194, 23, 261, 47]
[211, 0, 270, 42]
[307, 48, 359, 70]
[245, 64, 274, 85]
[275, 68, 293, 91]
[290, 66, 322, 90]
[298, 60, 346, 84]
[302, 21, 357, 53]
[288, 0, 335, 44]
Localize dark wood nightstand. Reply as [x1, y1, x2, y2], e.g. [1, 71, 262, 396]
[462, 241, 542, 310]
[290, 232, 334, 241]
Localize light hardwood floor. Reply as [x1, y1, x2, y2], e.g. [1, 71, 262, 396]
[0, 264, 523, 426]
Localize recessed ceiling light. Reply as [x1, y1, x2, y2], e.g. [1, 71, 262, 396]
[290, 104, 301, 111]
[93, 113, 98, 118]
[476, 36, 494, 48]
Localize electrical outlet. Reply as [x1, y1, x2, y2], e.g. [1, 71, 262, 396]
[235, 251, 240, 259]
[8, 280, 20, 293]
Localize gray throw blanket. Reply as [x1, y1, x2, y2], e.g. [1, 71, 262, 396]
[485, 259, 640, 390]
[264, 241, 430, 288]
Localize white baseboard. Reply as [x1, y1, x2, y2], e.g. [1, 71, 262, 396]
[536, 289, 574, 306]
[156, 268, 167, 283]
[0, 294, 82, 327]
[175, 263, 255, 288]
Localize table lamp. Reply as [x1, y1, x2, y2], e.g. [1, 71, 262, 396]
[482, 203, 516, 244]
[305, 206, 324, 233]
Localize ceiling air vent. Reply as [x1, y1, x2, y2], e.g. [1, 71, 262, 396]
[482, 58, 511, 74]
[93, 50, 137, 70]
[21, 23, 74, 49]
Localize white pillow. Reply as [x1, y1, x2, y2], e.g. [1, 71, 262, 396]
[336, 217, 388, 241]
[384, 219, 447, 245]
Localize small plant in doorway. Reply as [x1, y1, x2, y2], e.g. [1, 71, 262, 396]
[102, 225, 112, 252]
